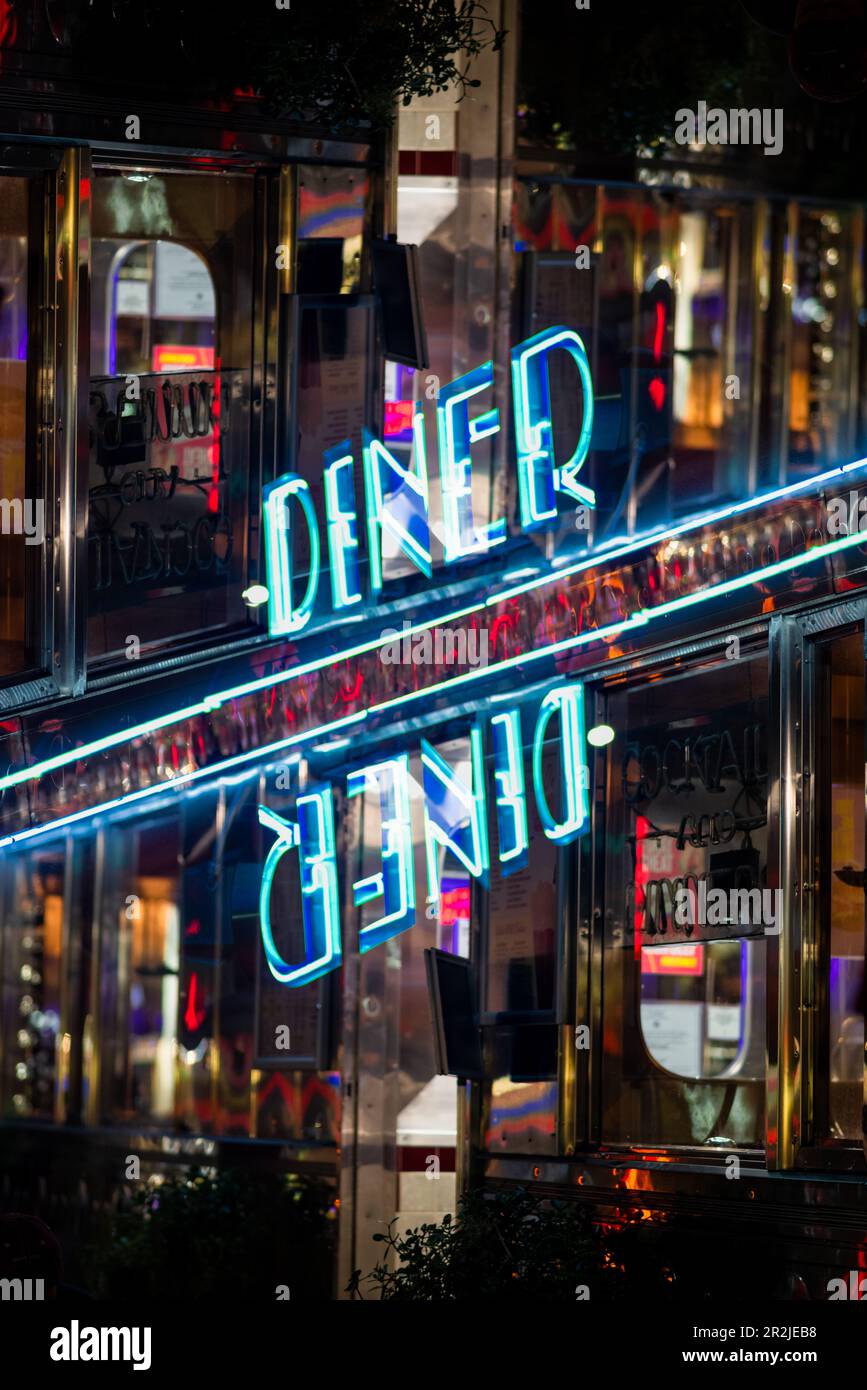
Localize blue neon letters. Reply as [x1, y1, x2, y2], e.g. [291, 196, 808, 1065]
[265, 326, 594, 633]
[263, 474, 321, 637]
[532, 684, 589, 844]
[348, 755, 415, 952]
[436, 362, 507, 561]
[323, 442, 363, 610]
[259, 686, 590, 985]
[511, 327, 595, 529]
[421, 727, 489, 907]
[258, 793, 342, 986]
[490, 709, 529, 874]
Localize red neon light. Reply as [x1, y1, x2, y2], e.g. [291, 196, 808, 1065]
[184, 972, 206, 1032]
[440, 885, 471, 926]
[641, 945, 705, 976]
[385, 401, 414, 437]
[653, 302, 665, 361]
[152, 345, 215, 372]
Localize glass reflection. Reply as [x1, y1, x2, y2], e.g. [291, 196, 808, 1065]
[823, 629, 865, 1143]
[601, 656, 769, 1148]
[87, 169, 255, 664]
[0, 177, 34, 678]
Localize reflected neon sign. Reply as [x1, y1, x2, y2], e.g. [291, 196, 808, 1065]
[258, 682, 590, 986]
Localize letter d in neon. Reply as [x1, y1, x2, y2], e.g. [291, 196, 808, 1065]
[532, 683, 589, 844]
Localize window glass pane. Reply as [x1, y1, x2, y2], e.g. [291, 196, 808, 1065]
[88, 169, 256, 663]
[672, 201, 754, 506]
[0, 846, 65, 1119]
[295, 302, 371, 603]
[822, 629, 865, 1142]
[485, 745, 558, 1015]
[297, 166, 368, 294]
[640, 938, 765, 1080]
[0, 177, 36, 679]
[601, 657, 769, 1147]
[97, 814, 185, 1126]
[789, 207, 853, 478]
[352, 741, 467, 1218]
[483, 1030, 558, 1155]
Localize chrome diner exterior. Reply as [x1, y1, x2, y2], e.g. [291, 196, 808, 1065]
[1, 0, 867, 1305]
[2, 435, 867, 1296]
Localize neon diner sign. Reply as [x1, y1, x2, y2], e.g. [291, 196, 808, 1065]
[258, 325, 595, 984]
[263, 326, 595, 634]
[257, 682, 589, 986]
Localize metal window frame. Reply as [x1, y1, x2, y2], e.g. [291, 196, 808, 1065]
[578, 626, 774, 1159]
[771, 597, 867, 1173]
[478, 731, 572, 1028]
[0, 150, 324, 707]
[83, 153, 279, 674]
[566, 600, 867, 1173]
[0, 144, 87, 710]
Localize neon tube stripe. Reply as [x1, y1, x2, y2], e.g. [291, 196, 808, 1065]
[2, 525, 864, 850]
[0, 710, 366, 849]
[1, 463, 866, 807]
[490, 453, 867, 603]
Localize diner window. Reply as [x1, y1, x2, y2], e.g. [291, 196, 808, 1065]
[0, 845, 65, 1119]
[483, 743, 560, 1017]
[672, 201, 755, 507]
[88, 168, 259, 664]
[0, 176, 39, 681]
[482, 734, 562, 1155]
[294, 301, 373, 610]
[253, 769, 340, 1143]
[788, 207, 855, 479]
[351, 740, 471, 1197]
[296, 166, 368, 295]
[97, 814, 183, 1125]
[96, 799, 220, 1131]
[600, 656, 769, 1148]
[816, 628, 865, 1145]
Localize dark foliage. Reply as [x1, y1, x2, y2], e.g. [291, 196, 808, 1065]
[347, 1185, 795, 1302]
[69, 0, 505, 131]
[517, 0, 780, 160]
[517, 0, 867, 195]
[83, 1166, 336, 1300]
[347, 1187, 680, 1301]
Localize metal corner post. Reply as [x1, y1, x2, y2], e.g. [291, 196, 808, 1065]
[767, 613, 805, 1169]
[53, 146, 91, 696]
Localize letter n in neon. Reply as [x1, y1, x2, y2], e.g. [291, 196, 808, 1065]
[363, 408, 432, 592]
[348, 755, 415, 952]
[421, 729, 488, 908]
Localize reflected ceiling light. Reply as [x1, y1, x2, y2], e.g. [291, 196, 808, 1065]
[587, 723, 615, 748]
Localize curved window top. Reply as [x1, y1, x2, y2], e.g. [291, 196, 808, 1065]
[92, 239, 216, 379]
[87, 167, 257, 666]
